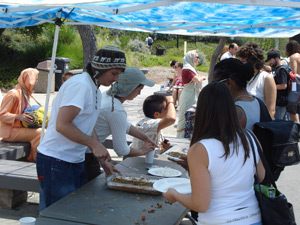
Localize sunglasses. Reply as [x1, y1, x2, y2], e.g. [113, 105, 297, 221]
[216, 78, 227, 83]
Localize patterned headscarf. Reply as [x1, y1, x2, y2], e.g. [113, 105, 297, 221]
[182, 50, 198, 76]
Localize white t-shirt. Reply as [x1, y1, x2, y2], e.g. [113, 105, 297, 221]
[94, 91, 131, 156]
[130, 117, 162, 149]
[197, 136, 261, 225]
[220, 51, 234, 61]
[247, 70, 269, 104]
[38, 72, 101, 163]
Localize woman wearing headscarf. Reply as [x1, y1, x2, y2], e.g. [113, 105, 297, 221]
[88, 67, 157, 181]
[176, 50, 206, 138]
[0, 68, 42, 162]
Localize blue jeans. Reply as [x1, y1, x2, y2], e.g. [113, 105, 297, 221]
[36, 152, 87, 212]
[250, 222, 262, 225]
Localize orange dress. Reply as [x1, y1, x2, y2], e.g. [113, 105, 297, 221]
[0, 68, 43, 162]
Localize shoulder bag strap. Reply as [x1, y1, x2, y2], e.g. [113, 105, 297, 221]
[245, 129, 277, 189]
[20, 85, 42, 109]
[253, 96, 272, 122]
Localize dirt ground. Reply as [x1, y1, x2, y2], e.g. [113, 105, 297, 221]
[143, 66, 208, 85]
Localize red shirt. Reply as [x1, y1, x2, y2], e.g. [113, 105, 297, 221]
[182, 69, 196, 84]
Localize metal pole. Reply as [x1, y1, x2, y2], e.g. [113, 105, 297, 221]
[40, 24, 60, 141]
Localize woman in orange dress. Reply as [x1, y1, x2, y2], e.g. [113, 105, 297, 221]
[0, 68, 42, 162]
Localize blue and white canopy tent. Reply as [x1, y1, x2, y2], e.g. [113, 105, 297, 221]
[1, 0, 300, 137]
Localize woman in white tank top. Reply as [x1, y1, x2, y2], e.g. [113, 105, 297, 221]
[237, 43, 276, 119]
[163, 82, 265, 225]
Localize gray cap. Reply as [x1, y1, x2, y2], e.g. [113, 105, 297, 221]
[107, 67, 155, 97]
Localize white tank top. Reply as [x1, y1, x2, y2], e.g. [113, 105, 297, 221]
[197, 136, 261, 225]
[247, 70, 269, 103]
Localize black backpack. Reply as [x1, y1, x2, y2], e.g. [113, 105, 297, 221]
[254, 97, 300, 181]
[147, 37, 153, 45]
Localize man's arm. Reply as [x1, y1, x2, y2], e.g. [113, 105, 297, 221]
[276, 83, 287, 90]
[56, 105, 110, 161]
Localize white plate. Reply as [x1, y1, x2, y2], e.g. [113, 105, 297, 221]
[148, 167, 182, 177]
[153, 178, 191, 194]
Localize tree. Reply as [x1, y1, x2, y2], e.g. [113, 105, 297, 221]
[0, 28, 5, 37]
[208, 37, 228, 83]
[77, 25, 98, 72]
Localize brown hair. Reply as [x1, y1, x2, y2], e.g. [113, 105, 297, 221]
[286, 40, 300, 57]
[236, 43, 265, 71]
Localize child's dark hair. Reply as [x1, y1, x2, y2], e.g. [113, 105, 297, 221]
[170, 60, 177, 67]
[214, 58, 254, 89]
[143, 95, 166, 119]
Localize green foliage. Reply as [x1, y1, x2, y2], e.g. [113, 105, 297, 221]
[128, 39, 150, 55]
[16, 24, 45, 40]
[0, 26, 291, 88]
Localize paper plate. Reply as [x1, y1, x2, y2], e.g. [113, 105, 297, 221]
[153, 178, 191, 194]
[148, 167, 182, 177]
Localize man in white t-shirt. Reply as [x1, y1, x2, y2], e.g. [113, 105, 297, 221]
[220, 43, 239, 61]
[36, 46, 126, 212]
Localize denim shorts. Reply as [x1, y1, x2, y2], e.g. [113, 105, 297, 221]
[36, 152, 87, 212]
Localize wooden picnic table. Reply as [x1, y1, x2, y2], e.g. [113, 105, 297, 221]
[39, 138, 191, 225]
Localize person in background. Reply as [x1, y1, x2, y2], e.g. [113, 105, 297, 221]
[265, 50, 289, 120]
[90, 67, 156, 181]
[167, 62, 184, 109]
[36, 46, 126, 212]
[0, 68, 42, 162]
[62, 72, 75, 83]
[163, 81, 265, 225]
[170, 60, 177, 69]
[145, 34, 153, 50]
[285, 40, 300, 122]
[237, 43, 276, 119]
[220, 43, 239, 61]
[177, 50, 206, 138]
[130, 94, 176, 153]
[213, 58, 261, 130]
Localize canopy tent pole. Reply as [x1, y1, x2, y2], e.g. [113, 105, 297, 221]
[40, 24, 60, 141]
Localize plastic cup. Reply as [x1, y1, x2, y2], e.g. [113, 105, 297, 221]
[19, 217, 36, 225]
[145, 150, 155, 164]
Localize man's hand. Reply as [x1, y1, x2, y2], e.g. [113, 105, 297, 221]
[100, 159, 122, 177]
[144, 136, 157, 148]
[140, 142, 155, 155]
[92, 142, 111, 162]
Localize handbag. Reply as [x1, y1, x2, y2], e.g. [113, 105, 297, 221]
[21, 86, 49, 128]
[253, 120, 300, 180]
[245, 130, 296, 225]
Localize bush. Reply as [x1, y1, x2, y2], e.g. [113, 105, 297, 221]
[128, 39, 151, 55]
[196, 50, 207, 66]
